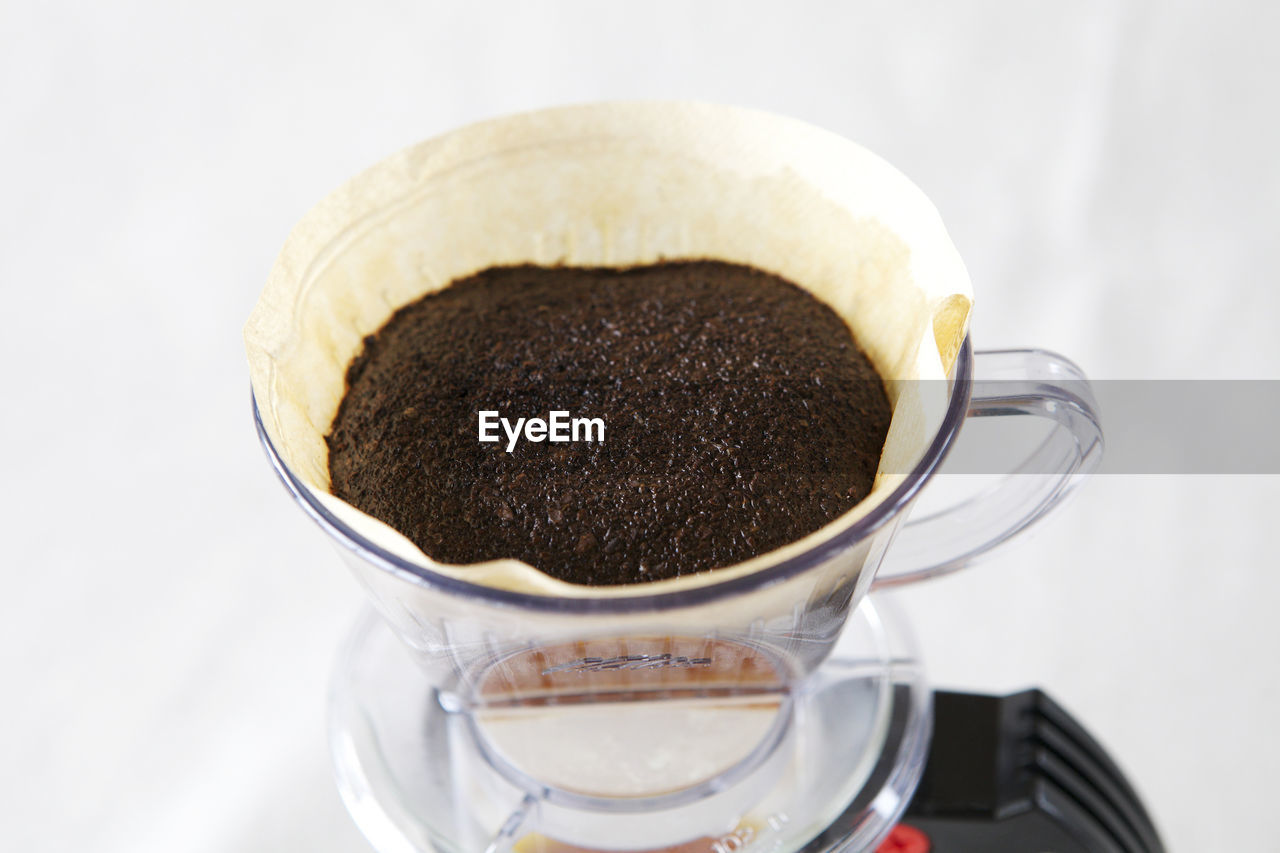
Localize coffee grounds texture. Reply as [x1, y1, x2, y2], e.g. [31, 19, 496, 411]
[326, 261, 891, 586]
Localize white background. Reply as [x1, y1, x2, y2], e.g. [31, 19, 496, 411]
[3, 2, 1277, 851]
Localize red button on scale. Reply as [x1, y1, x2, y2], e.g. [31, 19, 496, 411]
[876, 823, 931, 853]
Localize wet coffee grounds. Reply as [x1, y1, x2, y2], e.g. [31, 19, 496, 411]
[326, 261, 891, 586]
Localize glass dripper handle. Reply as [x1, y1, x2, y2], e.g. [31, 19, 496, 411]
[873, 348, 1104, 588]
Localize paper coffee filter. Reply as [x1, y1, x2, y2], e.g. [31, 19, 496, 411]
[245, 101, 972, 597]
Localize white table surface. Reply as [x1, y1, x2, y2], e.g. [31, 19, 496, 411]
[3, 2, 1277, 851]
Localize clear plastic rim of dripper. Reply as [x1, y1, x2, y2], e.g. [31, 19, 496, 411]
[253, 338, 973, 614]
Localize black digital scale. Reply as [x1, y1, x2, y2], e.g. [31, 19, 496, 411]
[878, 689, 1163, 853]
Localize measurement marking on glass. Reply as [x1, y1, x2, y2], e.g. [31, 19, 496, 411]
[710, 811, 790, 853]
[541, 654, 713, 675]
